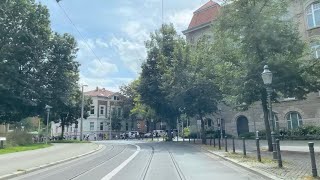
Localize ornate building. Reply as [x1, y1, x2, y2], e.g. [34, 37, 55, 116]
[183, 0, 320, 136]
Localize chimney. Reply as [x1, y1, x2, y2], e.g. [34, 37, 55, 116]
[96, 86, 99, 91]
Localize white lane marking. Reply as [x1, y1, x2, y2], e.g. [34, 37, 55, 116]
[101, 144, 141, 180]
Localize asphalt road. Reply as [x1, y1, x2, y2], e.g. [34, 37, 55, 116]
[11, 140, 270, 180]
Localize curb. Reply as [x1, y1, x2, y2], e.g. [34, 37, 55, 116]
[190, 144, 283, 180]
[0, 143, 104, 180]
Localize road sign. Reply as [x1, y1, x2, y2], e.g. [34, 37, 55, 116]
[0, 137, 6, 141]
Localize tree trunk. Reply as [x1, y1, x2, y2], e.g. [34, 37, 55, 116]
[261, 92, 272, 152]
[199, 113, 206, 144]
[60, 119, 65, 140]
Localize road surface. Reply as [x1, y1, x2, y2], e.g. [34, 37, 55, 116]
[11, 140, 270, 180]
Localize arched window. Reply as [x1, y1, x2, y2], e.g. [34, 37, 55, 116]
[306, 2, 320, 28]
[286, 112, 303, 130]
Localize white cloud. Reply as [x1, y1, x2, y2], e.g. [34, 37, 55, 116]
[110, 37, 146, 74]
[168, 9, 194, 33]
[95, 38, 109, 48]
[79, 75, 134, 92]
[87, 58, 118, 78]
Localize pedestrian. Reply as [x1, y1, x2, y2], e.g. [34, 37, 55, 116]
[94, 133, 97, 141]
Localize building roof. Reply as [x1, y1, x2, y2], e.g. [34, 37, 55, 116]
[184, 0, 220, 33]
[84, 87, 115, 97]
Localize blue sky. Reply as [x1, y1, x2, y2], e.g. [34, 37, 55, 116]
[38, 0, 216, 92]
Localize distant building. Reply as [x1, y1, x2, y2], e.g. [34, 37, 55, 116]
[51, 87, 126, 140]
[183, 0, 320, 136]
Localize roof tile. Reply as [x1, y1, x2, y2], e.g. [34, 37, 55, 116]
[187, 0, 221, 30]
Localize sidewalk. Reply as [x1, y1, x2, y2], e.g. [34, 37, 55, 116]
[182, 139, 320, 180]
[0, 143, 101, 178]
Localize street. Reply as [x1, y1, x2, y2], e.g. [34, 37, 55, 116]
[11, 141, 269, 180]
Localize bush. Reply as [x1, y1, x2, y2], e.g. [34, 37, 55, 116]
[7, 130, 33, 146]
[183, 127, 190, 138]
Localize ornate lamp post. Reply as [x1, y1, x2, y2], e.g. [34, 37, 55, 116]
[45, 105, 52, 144]
[261, 65, 277, 160]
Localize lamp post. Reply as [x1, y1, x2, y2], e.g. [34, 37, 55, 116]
[45, 105, 52, 144]
[80, 85, 87, 141]
[261, 65, 277, 160]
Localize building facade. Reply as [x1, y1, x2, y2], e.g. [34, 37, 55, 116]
[183, 0, 320, 136]
[51, 87, 126, 140]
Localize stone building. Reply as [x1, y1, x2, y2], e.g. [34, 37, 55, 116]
[183, 0, 320, 136]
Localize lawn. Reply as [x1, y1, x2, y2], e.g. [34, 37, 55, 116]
[0, 143, 52, 155]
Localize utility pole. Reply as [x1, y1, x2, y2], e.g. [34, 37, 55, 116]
[80, 85, 87, 141]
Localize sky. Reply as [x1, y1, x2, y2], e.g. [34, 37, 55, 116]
[38, 0, 218, 92]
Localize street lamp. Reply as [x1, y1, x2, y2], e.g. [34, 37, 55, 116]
[261, 65, 277, 160]
[45, 105, 52, 144]
[80, 84, 88, 141]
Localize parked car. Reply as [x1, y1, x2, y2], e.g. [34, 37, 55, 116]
[128, 131, 139, 138]
[153, 130, 166, 137]
[144, 132, 152, 138]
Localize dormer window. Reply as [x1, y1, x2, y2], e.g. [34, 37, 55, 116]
[113, 96, 120, 100]
[306, 2, 320, 29]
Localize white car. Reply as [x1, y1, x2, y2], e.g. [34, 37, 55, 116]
[144, 132, 152, 138]
[128, 131, 139, 138]
[153, 130, 166, 137]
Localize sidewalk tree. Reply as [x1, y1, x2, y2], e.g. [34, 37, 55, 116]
[42, 33, 89, 139]
[169, 37, 221, 144]
[138, 24, 182, 140]
[0, 0, 51, 123]
[210, 0, 320, 151]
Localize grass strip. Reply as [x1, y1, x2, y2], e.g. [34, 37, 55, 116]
[0, 143, 52, 155]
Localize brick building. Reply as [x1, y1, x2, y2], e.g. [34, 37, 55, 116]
[183, 0, 320, 136]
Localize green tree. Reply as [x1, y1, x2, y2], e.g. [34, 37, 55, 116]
[169, 37, 221, 144]
[0, 0, 51, 123]
[138, 24, 182, 139]
[211, 0, 320, 151]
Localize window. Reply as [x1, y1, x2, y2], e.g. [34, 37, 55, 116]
[90, 122, 94, 131]
[311, 42, 320, 58]
[113, 96, 120, 100]
[90, 106, 95, 114]
[100, 122, 103, 131]
[286, 112, 303, 130]
[99, 105, 105, 115]
[118, 107, 121, 117]
[306, 3, 320, 28]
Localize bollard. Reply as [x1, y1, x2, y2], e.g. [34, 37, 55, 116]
[276, 139, 282, 168]
[189, 136, 191, 143]
[183, 136, 185, 142]
[256, 138, 261, 162]
[232, 137, 235, 153]
[194, 137, 195, 144]
[210, 135, 212, 146]
[152, 135, 153, 141]
[242, 137, 246, 156]
[308, 142, 318, 177]
[225, 136, 228, 152]
[0, 141, 3, 149]
[218, 137, 221, 150]
[214, 138, 216, 147]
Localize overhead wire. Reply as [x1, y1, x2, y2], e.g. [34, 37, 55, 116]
[53, 0, 120, 90]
